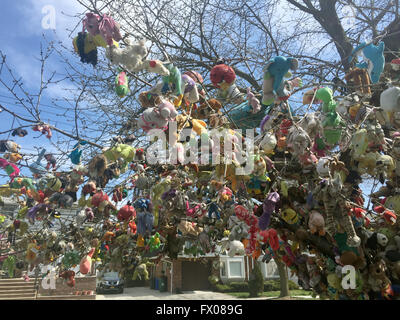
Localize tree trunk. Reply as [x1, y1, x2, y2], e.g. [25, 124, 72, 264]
[276, 258, 290, 298]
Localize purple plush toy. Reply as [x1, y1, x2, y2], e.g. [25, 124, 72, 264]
[258, 192, 280, 230]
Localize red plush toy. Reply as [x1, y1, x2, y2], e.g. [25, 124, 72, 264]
[33, 124, 52, 139]
[210, 64, 236, 89]
[59, 270, 76, 287]
[264, 229, 280, 251]
[91, 191, 109, 210]
[112, 188, 123, 203]
[117, 203, 136, 221]
[374, 204, 397, 225]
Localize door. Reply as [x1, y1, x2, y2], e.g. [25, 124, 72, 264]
[181, 260, 211, 291]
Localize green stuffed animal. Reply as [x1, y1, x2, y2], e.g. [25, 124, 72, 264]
[147, 232, 161, 252]
[3, 255, 16, 278]
[103, 144, 135, 173]
[132, 262, 153, 281]
[316, 87, 337, 113]
[162, 63, 183, 107]
[322, 112, 346, 145]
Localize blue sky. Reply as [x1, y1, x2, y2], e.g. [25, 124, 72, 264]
[0, 0, 86, 184]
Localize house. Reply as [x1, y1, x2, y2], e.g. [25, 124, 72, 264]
[149, 251, 298, 293]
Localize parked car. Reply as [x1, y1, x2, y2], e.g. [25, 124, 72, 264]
[97, 271, 124, 294]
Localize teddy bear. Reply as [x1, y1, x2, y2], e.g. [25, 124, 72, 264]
[226, 240, 245, 257]
[177, 220, 203, 236]
[138, 91, 159, 108]
[137, 98, 178, 132]
[0, 140, 21, 154]
[106, 39, 170, 76]
[308, 210, 326, 236]
[88, 154, 108, 181]
[192, 98, 222, 120]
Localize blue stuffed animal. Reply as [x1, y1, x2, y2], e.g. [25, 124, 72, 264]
[262, 56, 298, 106]
[349, 42, 385, 84]
[69, 141, 88, 165]
[29, 149, 47, 176]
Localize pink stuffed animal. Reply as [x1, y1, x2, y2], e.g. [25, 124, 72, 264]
[247, 88, 261, 113]
[308, 210, 326, 236]
[0, 158, 20, 181]
[79, 248, 95, 275]
[157, 99, 178, 120]
[82, 13, 122, 46]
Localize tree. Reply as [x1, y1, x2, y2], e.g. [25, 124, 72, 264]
[248, 261, 264, 297]
[0, 0, 399, 300]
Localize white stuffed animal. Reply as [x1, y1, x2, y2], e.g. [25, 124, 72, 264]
[227, 240, 245, 257]
[106, 39, 170, 76]
[381, 86, 400, 112]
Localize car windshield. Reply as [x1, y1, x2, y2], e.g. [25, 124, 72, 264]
[103, 272, 119, 280]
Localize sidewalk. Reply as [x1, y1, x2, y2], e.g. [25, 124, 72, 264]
[96, 287, 315, 300]
[96, 287, 239, 300]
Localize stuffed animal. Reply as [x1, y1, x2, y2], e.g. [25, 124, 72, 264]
[4, 153, 22, 164]
[88, 154, 108, 179]
[181, 73, 200, 105]
[313, 175, 360, 247]
[117, 203, 136, 222]
[227, 240, 245, 257]
[0, 158, 20, 182]
[308, 210, 326, 236]
[11, 128, 28, 137]
[137, 99, 178, 132]
[136, 211, 154, 236]
[106, 39, 169, 76]
[262, 56, 298, 106]
[48, 193, 74, 209]
[82, 12, 122, 46]
[29, 148, 47, 176]
[161, 63, 184, 106]
[44, 154, 56, 170]
[148, 232, 161, 251]
[192, 98, 222, 120]
[115, 70, 130, 98]
[132, 263, 149, 281]
[0, 140, 20, 153]
[91, 191, 110, 212]
[258, 192, 280, 230]
[349, 41, 385, 84]
[69, 141, 88, 165]
[33, 124, 52, 139]
[73, 32, 103, 66]
[247, 88, 261, 113]
[345, 68, 371, 95]
[380, 87, 400, 125]
[367, 259, 391, 292]
[59, 270, 76, 287]
[177, 220, 203, 236]
[79, 248, 95, 275]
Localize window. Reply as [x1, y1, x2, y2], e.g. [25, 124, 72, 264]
[229, 261, 243, 277]
[220, 261, 226, 277]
